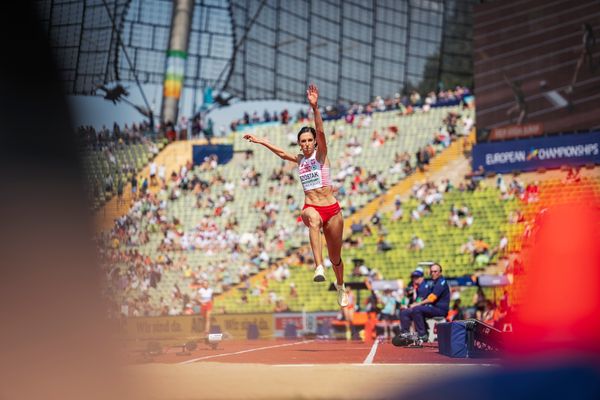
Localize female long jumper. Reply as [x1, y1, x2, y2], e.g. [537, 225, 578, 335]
[243, 84, 349, 307]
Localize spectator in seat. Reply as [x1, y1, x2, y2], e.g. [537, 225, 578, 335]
[409, 235, 425, 251]
[274, 299, 290, 313]
[391, 202, 404, 222]
[377, 235, 393, 252]
[482, 300, 498, 326]
[289, 282, 298, 298]
[472, 287, 487, 320]
[447, 298, 463, 322]
[130, 173, 138, 200]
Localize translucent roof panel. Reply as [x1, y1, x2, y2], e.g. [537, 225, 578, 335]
[34, 0, 233, 95]
[225, 0, 476, 103]
[35, 0, 475, 103]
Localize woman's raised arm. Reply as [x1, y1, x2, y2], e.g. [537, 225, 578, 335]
[307, 84, 327, 157]
[243, 133, 297, 163]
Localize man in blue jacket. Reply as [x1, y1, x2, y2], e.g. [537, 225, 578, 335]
[396, 263, 450, 342]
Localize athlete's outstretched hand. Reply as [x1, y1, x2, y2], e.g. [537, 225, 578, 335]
[307, 84, 319, 108]
[243, 133, 261, 144]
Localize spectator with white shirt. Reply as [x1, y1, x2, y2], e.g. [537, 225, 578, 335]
[198, 280, 214, 334]
[157, 163, 166, 183]
[149, 161, 157, 186]
[492, 234, 509, 260]
[409, 235, 425, 251]
[462, 115, 474, 136]
[391, 202, 404, 222]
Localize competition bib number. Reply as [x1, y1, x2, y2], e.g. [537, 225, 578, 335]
[299, 158, 323, 191]
[300, 169, 323, 190]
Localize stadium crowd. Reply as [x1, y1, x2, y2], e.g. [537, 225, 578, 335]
[77, 121, 155, 149]
[221, 86, 472, 133]
[102, 144, 468, 317]
[95, 86, 477, 319]
[97, 156, 302, 317]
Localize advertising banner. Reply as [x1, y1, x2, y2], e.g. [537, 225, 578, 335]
[120, 316, 196, 340]
[212, 313, 274, 339]
[489, 123, 544, 141]
[121, 312, 344, 340]
[192, 144, 234, 165]
[274, 313, 304, 338]
[306, 312, 339, 334]
[472, 131, 600, 173]
[120, 313, 274, 340]
[274, 312, 338, 338]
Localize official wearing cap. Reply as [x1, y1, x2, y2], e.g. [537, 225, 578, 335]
[397, 263, 450, 341]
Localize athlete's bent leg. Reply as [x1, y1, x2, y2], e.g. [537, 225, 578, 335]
[323, 212, 349, 307]
[323, 212, 344, 285]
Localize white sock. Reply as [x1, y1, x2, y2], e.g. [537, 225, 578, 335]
[335, 282, 345, 290]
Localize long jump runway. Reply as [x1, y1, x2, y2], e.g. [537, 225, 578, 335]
[127, 339, 489, 365]
[124, 340, 496, 399]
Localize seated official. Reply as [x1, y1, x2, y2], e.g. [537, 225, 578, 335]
[397, 263, 450, 341]
[402, 268, 430, 309]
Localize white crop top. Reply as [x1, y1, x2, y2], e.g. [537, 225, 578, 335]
[298, 151, 331, 191]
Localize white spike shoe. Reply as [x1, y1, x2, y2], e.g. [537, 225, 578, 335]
[313, 265, 326, 282]
[335, 283, 349, 307]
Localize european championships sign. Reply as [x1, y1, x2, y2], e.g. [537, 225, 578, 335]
[472, 131, 600, 173]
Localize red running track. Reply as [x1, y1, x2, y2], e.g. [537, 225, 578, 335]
[126, 339, 494, 365]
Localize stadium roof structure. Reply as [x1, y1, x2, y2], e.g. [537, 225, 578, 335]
[34, 0, 475, 105]
[34, 0, 233, 97]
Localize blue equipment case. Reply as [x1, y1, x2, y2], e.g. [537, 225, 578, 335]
[437, 321, 468, 358]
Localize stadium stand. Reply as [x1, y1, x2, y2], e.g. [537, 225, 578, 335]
[79, 123, 164, 211]
[99, 104, 476, 317]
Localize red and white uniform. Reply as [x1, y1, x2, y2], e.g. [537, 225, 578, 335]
[298, 151, 331, 192]
[198, 286, 213, 315]
[297, 151, 340, 225]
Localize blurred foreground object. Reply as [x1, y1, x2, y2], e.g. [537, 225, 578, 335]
[0, 2, 124, 399]
[396, 183, 600, 400]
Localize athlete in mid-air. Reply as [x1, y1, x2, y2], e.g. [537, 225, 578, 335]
[243, 84, 349, 307]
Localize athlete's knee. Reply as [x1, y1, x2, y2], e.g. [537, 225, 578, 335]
[301, 209, 320, 227]
[329, 257, 343, 267]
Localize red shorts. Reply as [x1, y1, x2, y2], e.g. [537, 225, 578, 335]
[301, 202, 341, 225]
[201, 301, 213, 315]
